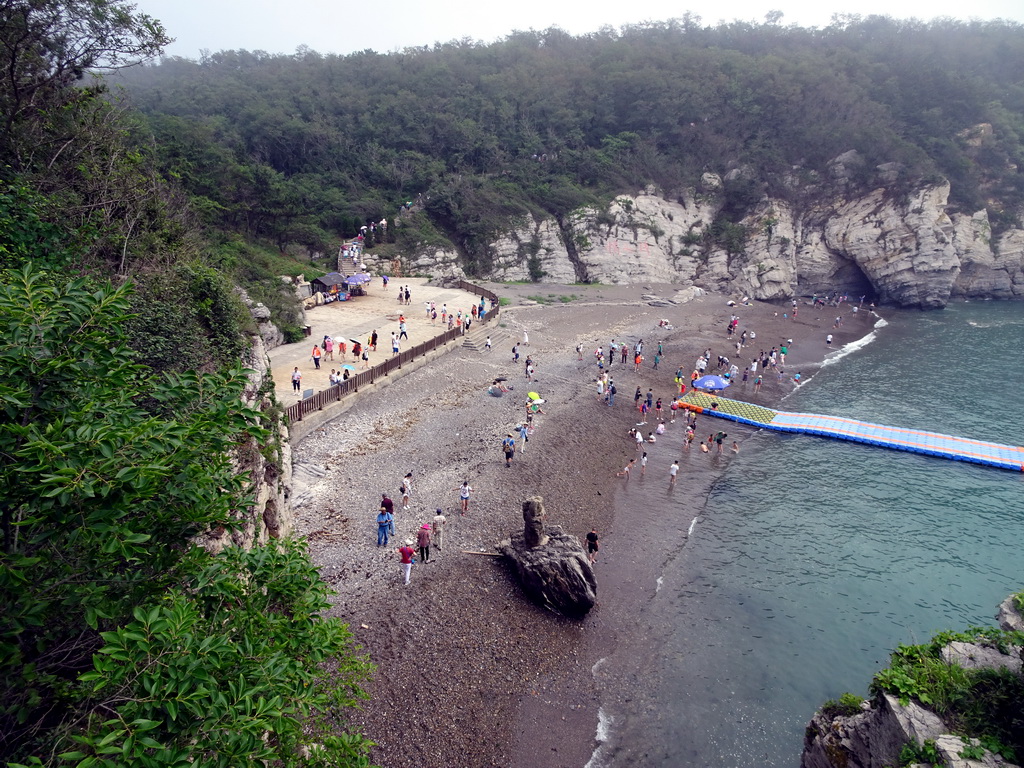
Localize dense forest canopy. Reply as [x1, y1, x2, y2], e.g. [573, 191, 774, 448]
[114, 15, 1024, 271]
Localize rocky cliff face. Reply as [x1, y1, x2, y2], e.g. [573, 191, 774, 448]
[801, 597, 1024, 768]
[365, 170, 1024, 309]
[194, 332, 294, 554]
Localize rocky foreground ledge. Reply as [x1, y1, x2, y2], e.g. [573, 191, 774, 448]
[801, 596, 1024, 768]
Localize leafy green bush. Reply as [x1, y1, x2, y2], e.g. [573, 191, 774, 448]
[0, 267, 373, 766]
[821, 692, 864, 719]
[870, 627, 1024, 762]
[899, 738, 941, 766]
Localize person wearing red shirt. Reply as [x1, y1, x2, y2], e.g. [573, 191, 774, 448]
[397, 540, 415, 585]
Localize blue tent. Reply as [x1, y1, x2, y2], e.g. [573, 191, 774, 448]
[692, 375, 731, 390]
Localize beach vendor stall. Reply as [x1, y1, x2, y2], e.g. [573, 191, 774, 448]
[343, 272, 372, 296]
[310, 272, 349, 303]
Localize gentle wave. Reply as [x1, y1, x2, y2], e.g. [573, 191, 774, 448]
[820, 329, 877, 367]
[583, 707, 614, 768]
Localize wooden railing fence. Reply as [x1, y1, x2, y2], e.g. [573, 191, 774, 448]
[285, 281, 499, 424]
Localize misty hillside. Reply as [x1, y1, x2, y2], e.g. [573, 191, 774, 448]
[114, 16, 1024, 272]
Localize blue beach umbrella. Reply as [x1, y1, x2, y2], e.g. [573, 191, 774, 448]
[692, 374, 731, 390]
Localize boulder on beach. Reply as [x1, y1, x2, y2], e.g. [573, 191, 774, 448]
[498, 496, 597, 618]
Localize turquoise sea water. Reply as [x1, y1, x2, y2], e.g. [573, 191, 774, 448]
[599, 302, 1024, 767]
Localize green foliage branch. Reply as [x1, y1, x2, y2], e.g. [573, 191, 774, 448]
[869, 627, 1024, 763]
[0, 266, 374, 767]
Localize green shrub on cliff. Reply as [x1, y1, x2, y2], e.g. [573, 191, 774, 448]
[0, 267, 374, 766]
[869, 627, 1024, 763]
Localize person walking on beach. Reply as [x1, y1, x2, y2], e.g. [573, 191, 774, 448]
[669, 460, 680, 486]
[512, 343, 520, 363]
[586, 529, 599, 564]
[754, 375, 763, 393]
[634, 386, 642, 410]
[621, 345, 628, 365]
[371, 330, 378, 350]
[518, 423, 529, 453]
[485, 336, 492, 352]
[456, 481, 473, 514]
[826, 333, 833, 347]
[523, 329, 530, 346]
[291, 367, 302, 393]
[432, 508, 447, 549]
[376, 506, 394, 547]
[607, 380, 616, 406]
[416, 524, 432, 564]
[397, 540, 415, 585]
[640, 452, 648, 476]
[402, 472, 413, 503]
[502, 434, 516, 467]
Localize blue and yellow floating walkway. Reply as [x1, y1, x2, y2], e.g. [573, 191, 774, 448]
[678, 392, 1024, 472]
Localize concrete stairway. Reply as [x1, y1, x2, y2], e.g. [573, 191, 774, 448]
[462, 322, 509, 352]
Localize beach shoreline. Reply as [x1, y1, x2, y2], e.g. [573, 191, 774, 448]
[288, 282, 878, 767]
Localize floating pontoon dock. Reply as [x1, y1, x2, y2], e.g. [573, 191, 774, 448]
[679, 392, 1024, 472]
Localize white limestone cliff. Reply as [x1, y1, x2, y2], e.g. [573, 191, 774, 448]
[196, 332, 294, 554]
[390, 176, 1024, 308]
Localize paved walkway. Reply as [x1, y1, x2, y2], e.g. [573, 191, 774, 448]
[268, 277, 484, 404]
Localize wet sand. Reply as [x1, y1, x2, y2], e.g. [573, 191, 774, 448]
[287, 282, 877, 767]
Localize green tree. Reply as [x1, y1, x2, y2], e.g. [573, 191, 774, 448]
[0, 0, 169, 172]
[0, 266, 373, 766]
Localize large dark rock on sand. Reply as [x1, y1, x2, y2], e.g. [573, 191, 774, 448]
[498, 496, 596, 618]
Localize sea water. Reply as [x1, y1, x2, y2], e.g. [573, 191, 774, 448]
[599, 302, 1024, 767]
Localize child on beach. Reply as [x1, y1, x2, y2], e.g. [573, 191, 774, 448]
[616, 459, 636, 478]
[640, 452, 648, 475]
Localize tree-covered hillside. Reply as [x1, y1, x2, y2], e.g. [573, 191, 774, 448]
[1, 4, 373, 765]
[116, 16, 1024, 273]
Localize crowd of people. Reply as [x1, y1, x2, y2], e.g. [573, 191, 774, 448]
[356, 294, 852, 584]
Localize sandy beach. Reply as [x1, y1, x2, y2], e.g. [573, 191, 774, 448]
[286, 282, 878, 767]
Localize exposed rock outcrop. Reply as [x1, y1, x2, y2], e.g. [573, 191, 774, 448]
[802, 597, 1024, 768]
[497, 496, 597, 618]
[997, 595, 1024, 632]
[237, 287, 286, 349]
[196, 333, 293, 554]
[802, 693, 945, 768]
[374, 163, 1024, 308]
